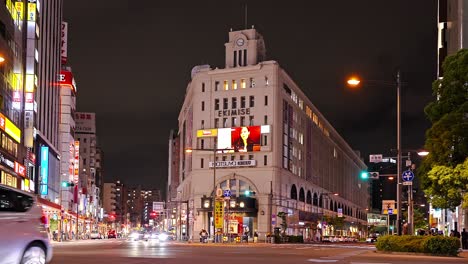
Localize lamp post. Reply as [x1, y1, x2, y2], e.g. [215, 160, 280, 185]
[186, 147, 232, 243]
[347, 70, 403, 235]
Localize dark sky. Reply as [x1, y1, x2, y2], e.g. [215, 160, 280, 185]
[63, 1, 438, 193]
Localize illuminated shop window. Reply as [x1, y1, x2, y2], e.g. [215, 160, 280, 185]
[223, 80, 228, 90]
[232, 80, 237, 90]
[241, 79, 246, 88]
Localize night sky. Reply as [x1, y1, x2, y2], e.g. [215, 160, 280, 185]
[63, 1, 438, 194]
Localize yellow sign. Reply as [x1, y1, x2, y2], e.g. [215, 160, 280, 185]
[197, 129, 218, 138]
[214, 198, 224, 229]
[5, 118, 21, 143]
[27, 3, 36, 21]
[15, 2, 23, 20]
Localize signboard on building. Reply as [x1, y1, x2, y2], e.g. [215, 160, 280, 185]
[73, 141, 79, 184]
[367, 213, 388, 227]
[75, 112, 96, 134]
[59, 70, 76, 92]
[208, 160, 256, 168]
[152, 202, 164, 213]
[40, 146, 49, 195]
[214, 198, 224, 229]
[382, 200, 397, 215]
[61, 22, 68, 64]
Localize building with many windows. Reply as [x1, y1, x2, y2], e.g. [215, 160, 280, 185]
[173, 28, 369, 242]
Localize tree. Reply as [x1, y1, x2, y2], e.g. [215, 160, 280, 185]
[277, 212, 288, 236]
[403, 206, 428, 230]
[420, 49, 468, 209]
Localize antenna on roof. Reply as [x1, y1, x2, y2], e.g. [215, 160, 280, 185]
[244, 3, 248, 29]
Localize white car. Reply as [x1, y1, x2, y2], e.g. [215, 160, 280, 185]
[90, 231, 102, 239]
[0, 184, 53, 264]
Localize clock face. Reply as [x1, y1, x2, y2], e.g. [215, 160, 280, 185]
[236, 38, 245, 46]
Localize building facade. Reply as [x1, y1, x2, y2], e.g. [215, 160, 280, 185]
[173, 28, 369, 242]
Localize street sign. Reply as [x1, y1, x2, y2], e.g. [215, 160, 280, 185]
[369, 154, 383, 163]
[338, 208, 343, 217]
[223, 189, 231, 197]
[402, 170, 415, 182]
[370, 172, 379, 179]
[403, 181, 413, 186]
[216, 188, 223, 197]
[388, 209, 393, 215]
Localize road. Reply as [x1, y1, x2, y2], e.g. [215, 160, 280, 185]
[51, 239, 468, 264]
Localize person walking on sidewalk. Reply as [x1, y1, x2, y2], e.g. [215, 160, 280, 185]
[462, 228, 468, 249]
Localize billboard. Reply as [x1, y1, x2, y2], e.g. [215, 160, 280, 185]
[217, 126, 261, 152]
[75, 112, 96, 133]
[40, 146, 49, 195]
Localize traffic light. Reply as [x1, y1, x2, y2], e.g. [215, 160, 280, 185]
[150, 211, 158, 219]
[360, 171, 369, 179]
[61, 181, 75, 187]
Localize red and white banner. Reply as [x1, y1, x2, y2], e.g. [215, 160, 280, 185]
[61, 22, 68, 64]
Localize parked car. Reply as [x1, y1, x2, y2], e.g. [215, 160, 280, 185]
[90, 231, 102, 239]
[107, 230, 117, 239]
[366, 235, 378, 243]
[0, 184, 53, 264]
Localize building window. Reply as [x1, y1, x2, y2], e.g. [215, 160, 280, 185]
[214, 118, 219, 128]
[83, 148, 87, 153]
[264, 115, 268, 125]
[223, 118, 228, 128]
[243, 49, 247, 66]
[250, 78, 255, 88]
[241, 96, 246, 108]
[249, 96, 255, 107]
[232, 97, 237, 109]
[202, 82, 205, 92]
[264, 155, 267, 166]
[201, 101, 205, 111]
[248, 154, 254, 160]
[249, 116, 254, 126]
[83, 158, 87, 165]
[215, 81, 220, 91]
[262, 135, 267, 146]
[265, 76, 269, 86]
[84, 138, 87, 143]
[223, 80, 228, 90]
[232, 117, 237, 127]
[200, 139, 204, 149]
[222, 156, 227, 161]
[232, 80, 237, 90]
[201, 120, 205, 129]
[241, 79, 246, 88]
[214, 99, 219, 110]
[240, 116, 245, 126]
[240, 155, 244, 160]
[231, 156, 235, 161]
[265, 96, 268, 106]
[223, 98, 228, 109]
[233, 51, 237, 67]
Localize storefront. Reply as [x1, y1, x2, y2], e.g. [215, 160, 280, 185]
[37, 197, 62, 239]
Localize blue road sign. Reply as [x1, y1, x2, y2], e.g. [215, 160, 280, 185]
[223, 189, 231, 197]
[402, 170, 415, 182]
[388, 208, 393, 215]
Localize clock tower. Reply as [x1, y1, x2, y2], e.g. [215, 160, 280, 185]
[225, 28, 266, 68]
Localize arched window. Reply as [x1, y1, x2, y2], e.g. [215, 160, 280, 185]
[319, 195, 323, 207]
[334, 201, 338, 212]
[329, 200, 333, 210]
[299, 188, 305, 202]
[313, 193, 318, 206]
[290, 184, 298, 200]
[306, 191, 312, 204]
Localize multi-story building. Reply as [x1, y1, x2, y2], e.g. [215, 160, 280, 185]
[173, 28, 369, 241]
[75, 112, 101, 223]
[102, 182, 117, 216]
[434, 0, 468, 233]
[127, 186, 144, 227]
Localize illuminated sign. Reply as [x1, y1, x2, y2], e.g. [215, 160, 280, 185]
[217, 108, 250, 117]
[15, 1, 23, 20]
[75, 112, 96, 133]
[14, 162, 26, 177]
[196, 129, 218, 138]
[27, 3, 36, 21]
[214, 198, 224, 229]
[217, 126, 261, 152]
[40, 146, 49, 195]
[208, 160, 256, 168]
[0, 113, 5, 130]
[61, 22, 68, 64]
[73, 141, 79, 184]
[59, 70, 76, 91]
[0, 153, 14, 169]
[5, 118, 21, 143]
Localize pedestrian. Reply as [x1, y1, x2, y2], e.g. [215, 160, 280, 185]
[462, 228, 468, 250]
[254, 231, 258, 243]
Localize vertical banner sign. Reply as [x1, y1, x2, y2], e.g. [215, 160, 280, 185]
[24, 111, 33, 148]
[214, 198, 224, 229]
[61, 22, 68, 64]
[40, 146, 49, 195]
[69, 142, 74, 182]
[73, 141, 79, 184]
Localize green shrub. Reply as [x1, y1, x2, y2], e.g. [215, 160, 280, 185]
[421, 236, 460, 256]
[376, 235, 460, 256]
[287, 235, 304, 243]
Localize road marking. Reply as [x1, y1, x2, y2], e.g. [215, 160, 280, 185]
[307, 260, 338, 263]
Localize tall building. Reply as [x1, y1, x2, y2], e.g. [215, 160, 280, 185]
[35, 0, 63, 204]
[75, 112, 101, 224]
[173, 28, 369, 241]
[434, 0, 468, 233]
[103, 180, 127, 231]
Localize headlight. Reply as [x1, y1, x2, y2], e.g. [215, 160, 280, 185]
[158, 233, 168, 241]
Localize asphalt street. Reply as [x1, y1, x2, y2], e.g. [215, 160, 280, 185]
[51, 239, 468, 264]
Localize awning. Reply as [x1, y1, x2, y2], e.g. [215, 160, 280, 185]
[37, 197, 61, 211]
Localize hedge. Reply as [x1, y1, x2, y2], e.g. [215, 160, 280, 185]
[375, 235, 460, 256]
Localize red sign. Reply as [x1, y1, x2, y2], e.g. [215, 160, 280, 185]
[59, 70, 76, 92]
[0, 113, 5, 130]
[14, 162, 26, 177]
[25, 92, 34, 104]
[28, 152, 36, 164]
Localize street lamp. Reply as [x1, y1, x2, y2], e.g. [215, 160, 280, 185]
[347, 70, 403, 235]
[185, 147, 232, 243]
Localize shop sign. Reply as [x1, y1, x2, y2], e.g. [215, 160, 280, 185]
[0, 153, 15, 169]
[208, 160, 256, 168]
[14, 162, 26, 177]
[214, 198, 224, 229]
